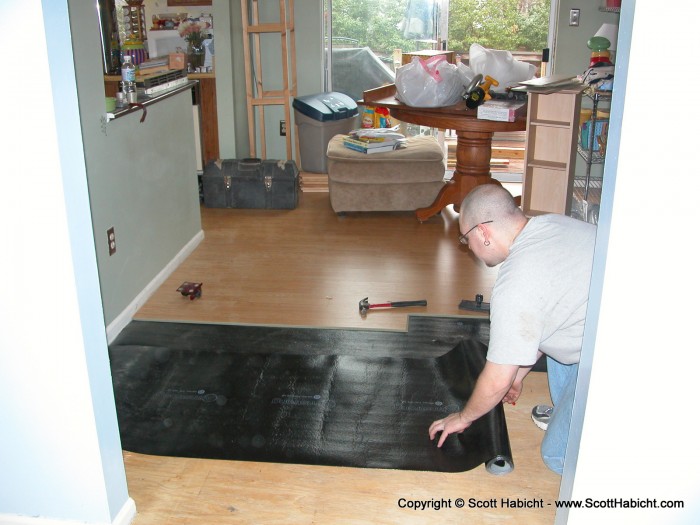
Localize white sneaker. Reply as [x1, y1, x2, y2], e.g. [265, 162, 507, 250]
[531, 404, 553, 431]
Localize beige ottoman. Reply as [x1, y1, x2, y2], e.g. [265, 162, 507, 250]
[326, 134, 446, 213]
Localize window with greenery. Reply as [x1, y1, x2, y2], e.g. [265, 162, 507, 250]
[448, 0, 550, 54]
[330, 0, 425, 65]
[330, 0, 550, 62]
[328, 0, 550, 100]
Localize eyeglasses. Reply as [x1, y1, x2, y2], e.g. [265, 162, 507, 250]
[458, 220, 493, 245]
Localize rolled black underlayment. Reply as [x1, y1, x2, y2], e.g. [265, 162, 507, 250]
[109, 319, 513, 474]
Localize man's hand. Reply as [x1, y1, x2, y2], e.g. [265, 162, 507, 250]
[429, 411, 472, 448]
[428, 361, 521, 449]
[502, 359, 539, 405]
[502, 380, 523, 405]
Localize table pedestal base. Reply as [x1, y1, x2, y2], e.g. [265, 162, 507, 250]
[416, 129, 502, 222]
[374, 90, 526, 221]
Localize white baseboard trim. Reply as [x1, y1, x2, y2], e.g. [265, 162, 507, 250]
[106, 230, 204, 344]
[0, 497, 136, 525]
[112, 498, 137, 525]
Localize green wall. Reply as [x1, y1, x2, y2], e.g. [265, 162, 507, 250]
[212, 0, 237, 159]
[227, 0, 324, 159]
[67, 0, 321, 332]
[553, 1, 620, 77]
[70, 0, 202, 329]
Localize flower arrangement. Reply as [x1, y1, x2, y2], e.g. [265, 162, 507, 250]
[178, 19, 209, 47]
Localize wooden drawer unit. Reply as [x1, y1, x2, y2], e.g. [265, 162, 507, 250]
[522, 88, 583, 216]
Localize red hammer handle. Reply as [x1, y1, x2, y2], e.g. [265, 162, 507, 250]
[369, 302, 392, 309]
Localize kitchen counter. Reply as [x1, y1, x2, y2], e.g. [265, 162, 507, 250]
[105, 80, 198, 121]
[104, 72, 219, 164]
[104, 72, 215, 83]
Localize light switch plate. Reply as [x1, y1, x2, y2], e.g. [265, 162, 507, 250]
[569, 8, 580, 26]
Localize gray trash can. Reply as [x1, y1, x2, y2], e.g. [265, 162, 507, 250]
[293, 92, 359, 173]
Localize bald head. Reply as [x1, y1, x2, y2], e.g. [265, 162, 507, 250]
[459, 185, 525, 232]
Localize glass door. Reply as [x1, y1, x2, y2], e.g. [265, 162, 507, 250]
[447, 0, 552, 76]
[324, 0, 447, 102]
[325, 0, 553, 101]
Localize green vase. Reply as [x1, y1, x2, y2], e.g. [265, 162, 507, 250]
[187, 42, 205, 71]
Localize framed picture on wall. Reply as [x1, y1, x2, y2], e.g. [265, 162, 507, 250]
[167, 0, 211, 6]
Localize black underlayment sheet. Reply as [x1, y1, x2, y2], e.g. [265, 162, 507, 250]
[109, 318, 513, 474]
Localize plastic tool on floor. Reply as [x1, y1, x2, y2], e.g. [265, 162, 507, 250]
[359, 297, 427, 317]
[459, 294, 490, 313]
[177, 281, 202, 300]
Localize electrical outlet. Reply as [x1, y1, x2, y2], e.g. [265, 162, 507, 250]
[569, 8, 580, 26]
[280, 120, 286, 136]
[107, 227, 116, 256]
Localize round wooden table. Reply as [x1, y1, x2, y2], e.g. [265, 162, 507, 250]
[361, 86, 526, 221]
[389, 104, 526, 221]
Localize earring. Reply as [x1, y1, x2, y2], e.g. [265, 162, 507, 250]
[484, 240, 490, 246]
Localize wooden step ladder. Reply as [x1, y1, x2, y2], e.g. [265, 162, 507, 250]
[241, 0, 298, 160]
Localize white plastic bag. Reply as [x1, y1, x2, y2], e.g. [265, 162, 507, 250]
[395, 56, 466, 107]
[468, 44, 536, 92]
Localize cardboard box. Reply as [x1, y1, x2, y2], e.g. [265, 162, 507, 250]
[169, 52, 185, 70]
[477, 99, 527, 122]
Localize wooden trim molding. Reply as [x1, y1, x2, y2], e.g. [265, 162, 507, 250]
[106, 230, 204, 343]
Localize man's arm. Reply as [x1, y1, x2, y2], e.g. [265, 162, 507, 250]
[429, 361, 520, 447]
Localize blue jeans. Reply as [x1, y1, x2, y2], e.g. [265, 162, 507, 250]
[541, 357, 579, 475]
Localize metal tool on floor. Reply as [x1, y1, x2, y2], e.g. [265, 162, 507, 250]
[459, 294, 490, 313]
[359, 297, 427, 317]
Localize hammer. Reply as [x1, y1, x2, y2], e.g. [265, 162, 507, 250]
[359, 297, 428, 316]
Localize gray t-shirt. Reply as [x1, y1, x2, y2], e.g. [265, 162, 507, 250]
[487, 214, 597, 366]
